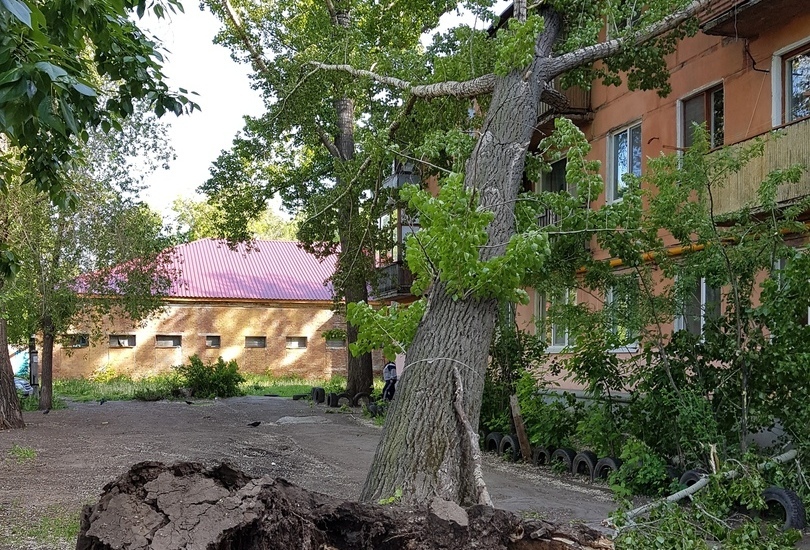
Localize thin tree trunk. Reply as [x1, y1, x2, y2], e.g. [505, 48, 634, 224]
[334, 95, 374, 396]
[0, 318, 25, 429]
[39, 317, 54, 411]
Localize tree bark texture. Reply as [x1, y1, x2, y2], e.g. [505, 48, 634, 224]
[39, 317, 54, 411]
[0, 318, 25, 429]
[76, 461, 614, 550]
[361, 10, 562, 506]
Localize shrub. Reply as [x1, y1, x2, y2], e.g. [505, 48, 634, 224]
[175, 355, 244, 398]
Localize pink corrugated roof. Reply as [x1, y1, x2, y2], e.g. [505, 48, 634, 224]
[168, 239, 335, 301]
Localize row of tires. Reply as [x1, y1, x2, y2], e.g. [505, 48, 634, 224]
[483, 431, 806, 531]
[483, 432, 622, 482]
[309, 387, 377, 410]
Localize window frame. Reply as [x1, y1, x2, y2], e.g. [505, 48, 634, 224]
[772, 38, 810, 126]
[205, 335, 221, 349]
[244, 336, 267, 349]
[679, 83, 724, 150]
[65, 333, 89, 348]
[606, 283, 640, 353]
[285, 336, 308, 350]
[607, 122, 642, 204]
[155, 334, 182, 348]
[109, 334, 136, 348]
[674, 277, 721, 337]
[544, 289, 575, 353]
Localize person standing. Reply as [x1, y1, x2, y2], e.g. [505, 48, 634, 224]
[382, 361, 397, 400]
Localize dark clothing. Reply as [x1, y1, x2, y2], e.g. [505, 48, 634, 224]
[382, 362, 397, 400]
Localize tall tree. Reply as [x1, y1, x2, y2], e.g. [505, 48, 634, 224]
[1, 104, 178, 411]
[201, 0, 710, 504]
[0, 0, 196, 428]
[199, 0, 452, 396]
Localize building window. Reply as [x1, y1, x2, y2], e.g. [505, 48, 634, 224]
[65, 333, 89, 348]
[785, 46, 810, 123]
[681, 85, 724, 149]
[326, 338, 346, 349]
[675, 278, 721, 336]
[109, 334, 135, 348]
[205, 335, 221, 348]
[608, 123, 642, 203]
[155, 335, 182, 348]
[542, 289, 574, 350]
[286, 336, 308, 349]
[245, 336, 266, 348]
[541, 158, 568, 193]
[606, 279, 639, 349]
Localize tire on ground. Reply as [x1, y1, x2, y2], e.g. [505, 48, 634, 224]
[761, 486, 807, 531]
[484, 432, 503, 453]
[366, 402, 379, 417]
[532, 446, 555, 466]
[311, 387, 325, 404]
[679, 469, 707, 487]
[352, 392, 372, 407]
[593, 457, 623, 480]
[498, 434, 521, 461]
[291, 393, 309, 401]
[572, 451, 598, 480]
[550, 448, 577, 473]
[326, 392, 339, 408]
[336, 392, 352, 407]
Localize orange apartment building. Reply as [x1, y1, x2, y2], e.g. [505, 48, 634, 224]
[375, 0, 810, 389]
[505, 0, 810, 376]
[54, 239, 354, 379]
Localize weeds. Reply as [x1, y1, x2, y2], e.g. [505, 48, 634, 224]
[8, 444, 36, 463]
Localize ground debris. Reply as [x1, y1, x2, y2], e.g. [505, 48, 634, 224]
[76, 461, 614, 550]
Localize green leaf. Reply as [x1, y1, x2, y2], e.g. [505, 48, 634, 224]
[71, 82, 97, 97]
[34, 61, 68, 81]
[0, 0, 32, 28]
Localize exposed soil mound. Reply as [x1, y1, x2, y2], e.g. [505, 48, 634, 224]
[76, 461, 613, 549]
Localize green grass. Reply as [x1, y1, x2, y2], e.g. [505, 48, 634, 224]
[19, 395, 67, 411]
[5, 504, 81, 547]
[8, 444, 37, 463]
[53, 372, 387, 402]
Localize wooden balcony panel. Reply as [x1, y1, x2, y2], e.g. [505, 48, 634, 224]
[712, 118, 810, 215]
[538, 76, 591, 121]
[701, 0, 807, 38]
[375, 262, 414, 299]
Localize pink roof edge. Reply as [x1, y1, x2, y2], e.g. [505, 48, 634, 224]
[167, 238, 336, 302]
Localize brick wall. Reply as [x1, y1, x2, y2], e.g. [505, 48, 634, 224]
[53, 300, 381, 379]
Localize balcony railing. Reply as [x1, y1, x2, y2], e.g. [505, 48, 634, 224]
[375, 262, 414, 299]
[537, 75, 592, 124]
[711, 117, 810, 216]
[701, 0, 805, 37]
[538, 208, 562, 228]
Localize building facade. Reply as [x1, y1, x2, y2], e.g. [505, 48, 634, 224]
[54, 239, 355, 379]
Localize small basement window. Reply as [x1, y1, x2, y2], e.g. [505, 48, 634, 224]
[205, 335, 221, 348]
[325, 338, 346, 349]
[109, 334, 136, 348]
[286, 336, 308, 349]
[65, 333, 89, 348]
[245, 336, 267, 348]
[155, 335, 182, 348]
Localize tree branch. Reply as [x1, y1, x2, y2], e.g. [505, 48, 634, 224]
[315, 123, 343, 159]
[451, 365, 493, 507]
[219, 0, 274, 79]
[323, 0, 338, 26]
[549, 0, 713, 77]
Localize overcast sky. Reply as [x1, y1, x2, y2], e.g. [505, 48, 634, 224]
[140, 6, 264, 219]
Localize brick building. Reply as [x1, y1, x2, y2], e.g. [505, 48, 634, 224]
[509, 0, 810, 389]
[54, 239, 353, 379]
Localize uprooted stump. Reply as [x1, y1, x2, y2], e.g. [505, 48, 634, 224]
[76, 461, 614, 549]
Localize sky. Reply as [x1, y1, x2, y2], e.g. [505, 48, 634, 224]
[140, 6, 265, 219]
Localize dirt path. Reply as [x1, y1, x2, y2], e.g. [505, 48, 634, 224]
[0, 396, 617, 549]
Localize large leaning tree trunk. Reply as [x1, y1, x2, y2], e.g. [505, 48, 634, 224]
[0, 318, 25, 429]
[361, 11, 563, 506]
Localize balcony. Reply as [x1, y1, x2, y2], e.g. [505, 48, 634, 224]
[701, 0, 806, 38]
[375, 262, 414, 299]
[536, 75, 592, 132]
[711, 117, 810, 215]
[538, 208, 562, 228]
